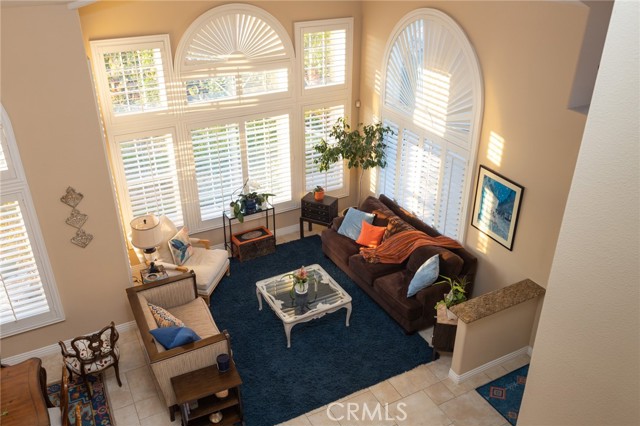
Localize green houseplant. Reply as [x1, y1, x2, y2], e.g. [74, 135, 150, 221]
[313, 117, 393, 202]
[229, 179, 274, 223]
[434, 275, 470, 319]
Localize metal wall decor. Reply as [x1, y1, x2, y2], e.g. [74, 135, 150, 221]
[60, 186, 93, 248]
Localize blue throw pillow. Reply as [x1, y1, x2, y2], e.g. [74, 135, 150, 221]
[338, 208, 375, 241]
[407, 254, 439, 297]
[149, 326, 201, 350]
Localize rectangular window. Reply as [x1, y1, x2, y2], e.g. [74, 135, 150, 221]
[245, 114, 292, 205]
[304, 105, 345, 192]
[116, 133, 184, 226]
[191, 124, 244, 221]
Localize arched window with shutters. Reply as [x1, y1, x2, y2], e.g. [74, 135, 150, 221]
[378, 9, 483, 240]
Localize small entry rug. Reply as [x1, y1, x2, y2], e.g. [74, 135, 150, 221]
[47, 373, 112, 426]
[476, 364, 529, 426]
[210, 235, 432, 425]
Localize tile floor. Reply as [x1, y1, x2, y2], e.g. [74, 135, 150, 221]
[39, 226, 529, 426]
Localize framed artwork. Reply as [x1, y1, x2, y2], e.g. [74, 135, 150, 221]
[471, 166, 524, 250]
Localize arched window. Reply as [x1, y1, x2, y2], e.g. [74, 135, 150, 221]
[0, 105, 64, 336]
[379, 9, 483, 239]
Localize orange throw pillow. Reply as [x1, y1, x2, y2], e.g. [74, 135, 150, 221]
[356, 220, 386, 248]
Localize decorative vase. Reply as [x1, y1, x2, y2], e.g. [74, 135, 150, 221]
[244, 199, 257, 214]
[294, 280, 309, 294]
[314, 190, 325, 201]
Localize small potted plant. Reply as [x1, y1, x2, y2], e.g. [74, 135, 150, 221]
[229, 179, 274, 223]
[313, 185, 325, 201]
[434, 275, 470, 320]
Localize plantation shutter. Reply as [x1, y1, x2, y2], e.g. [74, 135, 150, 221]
[379, 120, 399, 200]
[118, 134, 184, 225]
[396, 129, 422, 213]
[437, 151, 468, 239]
[101, 47, 168, 116]
[0, 199, 48, 324]
[303, 28, 347, 89]
[304, 105, 345, 192]
[416, 138, 443, 227]
[191, 124, 244, 221]
[245, 115, 292, 205]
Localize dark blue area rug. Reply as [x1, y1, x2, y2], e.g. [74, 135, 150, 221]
[210, 235, 432, 426]
[476, 364, 529, 426]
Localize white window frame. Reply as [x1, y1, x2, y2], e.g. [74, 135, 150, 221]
[0, 105, 64, 337]
[378, 9, 484, 240]
[295, 18, 353, 199]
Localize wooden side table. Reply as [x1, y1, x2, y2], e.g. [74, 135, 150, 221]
[432, 305, 458, 361]
[299, 192, 338, 238]
[171, 360, 243, 426]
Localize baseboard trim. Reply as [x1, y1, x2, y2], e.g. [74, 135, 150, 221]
[2, 321, 138, 365]
[448, 345, 533, 384]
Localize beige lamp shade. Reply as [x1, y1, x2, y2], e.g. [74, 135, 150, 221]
[130, 214, 163, 250]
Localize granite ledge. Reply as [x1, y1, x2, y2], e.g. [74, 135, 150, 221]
[449, 278, 545, 324]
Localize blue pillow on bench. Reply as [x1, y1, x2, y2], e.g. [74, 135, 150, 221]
[407, 254, 439, 297]
[150, 326, 201, 350]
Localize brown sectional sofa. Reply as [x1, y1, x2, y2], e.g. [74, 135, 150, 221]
[321, 194, 477, 333]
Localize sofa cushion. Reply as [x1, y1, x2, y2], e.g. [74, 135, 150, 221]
[380, 194, 441, 237]
[338, 208, 375, 240]
[150, 326, 201, 350]
[184, 248, 229, 292]
[348, 254, 404, 287]
[169, 227, 194, 265]
[383, 216, 416, 241]
[407, 254, 439, 297]
[355, 221, 386, 248]
[407, 246, 464, 279]
[168, 298, 219, 339]
[373, 272, 423, 321]
[148, 303, 185, 328]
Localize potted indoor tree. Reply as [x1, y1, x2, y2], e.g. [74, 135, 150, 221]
[313, 117, 393, 203]
[434, 275, 470, 320]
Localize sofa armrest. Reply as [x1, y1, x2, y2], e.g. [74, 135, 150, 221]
[407, 246, 464, 278]
[330, 216, 345, 231]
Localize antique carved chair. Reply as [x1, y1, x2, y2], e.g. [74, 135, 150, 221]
[58, 321, 122, 398]
[47, 366, 82, 426]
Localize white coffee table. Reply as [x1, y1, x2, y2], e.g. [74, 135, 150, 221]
[256, 264, 352, 348]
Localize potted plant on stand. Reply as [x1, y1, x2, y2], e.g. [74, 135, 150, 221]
[434, 275, 470, 320]
[229, 179, 274, 223]
[313, 117, 393, 203]
[313, 185, 325, 201]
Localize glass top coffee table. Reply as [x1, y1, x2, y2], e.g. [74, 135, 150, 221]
[256, 264, 352, 348]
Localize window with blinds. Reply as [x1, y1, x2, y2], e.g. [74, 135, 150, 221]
[91, 9, 354, 234]
[379, 10, 483, 240]
[304, 105, 345, 192]
[1, 106, 63, 336]
[116, 133, 184, 226]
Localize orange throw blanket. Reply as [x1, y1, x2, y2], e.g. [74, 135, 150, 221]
[360, 230, 462, 264]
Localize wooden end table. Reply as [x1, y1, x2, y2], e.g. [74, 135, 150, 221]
[432, 305, 458, 361]
[299, 192, 338, 238]
[171, 360, 243, 426]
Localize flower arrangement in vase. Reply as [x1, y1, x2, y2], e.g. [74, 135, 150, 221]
[283, 266, 309, 294]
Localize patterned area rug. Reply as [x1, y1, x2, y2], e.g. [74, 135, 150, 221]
[47, 373, 112, 426]
[476, 364, 529, 426]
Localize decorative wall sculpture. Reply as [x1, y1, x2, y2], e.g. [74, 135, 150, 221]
[60, 186, 93, 248]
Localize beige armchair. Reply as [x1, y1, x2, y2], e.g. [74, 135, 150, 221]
[135, 216, 230, 305]
[126, 271, 232, 421]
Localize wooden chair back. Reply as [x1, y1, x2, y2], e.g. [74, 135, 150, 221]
[60, 366, 70, 426]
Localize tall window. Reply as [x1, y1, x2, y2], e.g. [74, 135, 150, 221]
[91, 6, 353, 233]
[0, 106, 64, 336]
[379, 9, 483, 240]
[296, 18, 353, 197]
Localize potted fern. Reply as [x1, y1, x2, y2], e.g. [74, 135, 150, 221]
[434, 275, 470, 320]
[314, 117, 393, 202]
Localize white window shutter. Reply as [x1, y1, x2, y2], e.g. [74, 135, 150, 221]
[303, 29, 347, 89]
[0, 200, 49, 324]
[245, 114, 292, 205]
[416, 137, 443, 227]
[379, 120, 399, 200]
[118, 134, 184, 225]
[437, 150, 467, 239]
[191, 124, 244, 221]
[304, 105, 345, 192]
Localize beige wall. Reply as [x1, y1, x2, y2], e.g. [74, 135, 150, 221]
[450, 297, 541, 375]
[0, 5, 132, 356]
[78, 0, 364, 244]
[519, 1, 640, 424]
[359, 1, 589, 296]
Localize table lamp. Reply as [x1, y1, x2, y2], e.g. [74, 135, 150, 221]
[130, 214, 163, 271]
